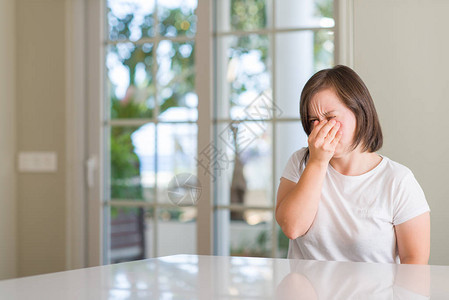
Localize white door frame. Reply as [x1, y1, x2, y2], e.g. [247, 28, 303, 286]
[65, 0, 104, 268]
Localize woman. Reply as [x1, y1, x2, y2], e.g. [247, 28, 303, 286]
[276, 65, 430, 264]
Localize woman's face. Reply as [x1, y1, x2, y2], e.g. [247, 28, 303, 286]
[308, 88, 357, 156]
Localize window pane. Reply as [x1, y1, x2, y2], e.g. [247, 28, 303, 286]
[216, 0, 270, 32]
[275, 30, 334, 118]
[314, 30, 334, 72]
[107, 0, 155, 41]
[215, 209, 273, 257]
[216, 34, 271, 120]
[109, 206, 150, 263]
[133, 123, 157, 202]
[214, 121, 272, 207]
[157, 123, 198, 204]
[275, 121, 308, 184]
[158, 206, 197, 256]
[158, 0, 197, 37]
[107, 43, 155, 119]
[109, 206, 196, 263]
[275, 0, 334, 29]
[157, 40, 197, 122]
[110, 125, 155, 202]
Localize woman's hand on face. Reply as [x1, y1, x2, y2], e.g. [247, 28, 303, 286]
[308, 119, 342, 165]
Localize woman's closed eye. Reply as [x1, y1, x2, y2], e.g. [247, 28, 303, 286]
[309, 116, 336, 124]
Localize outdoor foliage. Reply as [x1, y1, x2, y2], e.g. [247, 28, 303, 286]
[108, 5, 196, 211]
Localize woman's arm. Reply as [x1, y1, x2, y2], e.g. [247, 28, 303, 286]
[276, 162, 328, 239]
[275, 119, 341, 239]
[394, 212, 430, 264]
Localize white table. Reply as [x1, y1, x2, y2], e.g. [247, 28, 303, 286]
[1, 255, 448, 299]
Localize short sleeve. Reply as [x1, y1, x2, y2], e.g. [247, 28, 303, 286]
[393, 172, 430, 226]
[280, 148, 306, 183]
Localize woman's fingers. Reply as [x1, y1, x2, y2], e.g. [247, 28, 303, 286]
[316, 119, 337, 140]
[330, 130, 343, 147]
[325, 121, 340, 142]
[308, 119, 341, 164]
[310, 119, 325, 138]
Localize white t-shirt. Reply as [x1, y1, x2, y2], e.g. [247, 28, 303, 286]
[281, 147, 430, 264]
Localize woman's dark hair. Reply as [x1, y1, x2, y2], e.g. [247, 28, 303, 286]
[299, 65, 383, 167]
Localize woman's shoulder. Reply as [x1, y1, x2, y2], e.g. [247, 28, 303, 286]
[281, 147, 309, 183]
[378, 154, 415, 180]
[290, 147, 308, 161]
[287, 147, 308, 169]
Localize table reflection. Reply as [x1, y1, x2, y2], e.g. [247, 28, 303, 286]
[151, 256, 434, 299]
[276, 259, 430, 299]
[2, 255, 444, 299]
[108, 255, 433, 299]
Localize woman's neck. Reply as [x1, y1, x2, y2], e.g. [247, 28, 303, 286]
[329, 148, 382, 176]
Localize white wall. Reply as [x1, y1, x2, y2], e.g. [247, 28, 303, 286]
[353, 0, 449, 265]
[0, 0, 17, 280]
[16, 0, 67, 276]
[0, 0, 71, 280]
